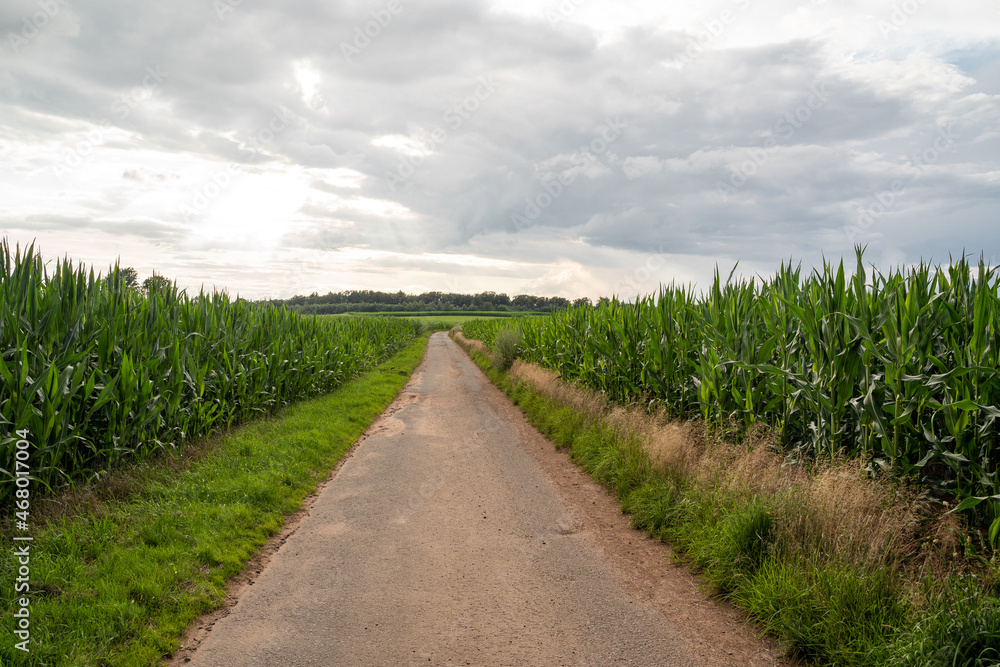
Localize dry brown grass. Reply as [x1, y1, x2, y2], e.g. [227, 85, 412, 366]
[503, 357, 953, 574]
[780, 463, 920, 567]
[453, 331, 489, 356]
[509, 361, 605, 417]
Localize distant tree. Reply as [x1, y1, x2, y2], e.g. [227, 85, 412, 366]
[474, 291, 509, 308]
[142, 273, 172, 294]
[512, 294, 544, 310]
[572, 297, 592, 309]
[452, 293, 474, 308]
[120, 267, 139, 288]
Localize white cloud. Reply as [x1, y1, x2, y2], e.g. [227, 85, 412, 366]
[621, 156, 664, 179]
[0, 0, 997, 299]
[371, 134, 433, 158]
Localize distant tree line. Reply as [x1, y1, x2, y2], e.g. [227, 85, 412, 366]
[265, 290, 590, 315]
[116, 270, 588, 314]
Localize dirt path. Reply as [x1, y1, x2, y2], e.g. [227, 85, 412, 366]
[174, 332, 789, 666]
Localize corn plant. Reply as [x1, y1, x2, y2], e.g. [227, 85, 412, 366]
[462, 248, 1000, 533]
[0, 241, 419, 503]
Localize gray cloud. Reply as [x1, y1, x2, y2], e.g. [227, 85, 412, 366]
[1, 1, 998, 298]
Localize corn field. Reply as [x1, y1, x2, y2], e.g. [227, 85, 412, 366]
[464, 250, 1000, 526]
[0, 242, 419, 503]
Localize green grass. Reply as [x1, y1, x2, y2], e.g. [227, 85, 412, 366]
[491, 327, 522, 372]
[0, 334, 429, 666]
[885, 575, 1000, 667]
[383, 310, 534, 318]
[400, 313, 530, 325]
[452, 332, 1000, 667]
[734, 557, 907, 665]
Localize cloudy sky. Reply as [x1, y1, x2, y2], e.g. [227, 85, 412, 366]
[1, 0, 998, 300]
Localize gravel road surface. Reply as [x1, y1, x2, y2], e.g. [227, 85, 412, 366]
[177, 332, 786, 666]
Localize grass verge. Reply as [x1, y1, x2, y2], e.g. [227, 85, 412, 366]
[452, 332, 1000, 667]
[0, 334, 430, 666]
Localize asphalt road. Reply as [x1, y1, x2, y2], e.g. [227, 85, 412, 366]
[181, 332, 783, 666]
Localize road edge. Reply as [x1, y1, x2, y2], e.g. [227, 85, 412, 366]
[163, 334, 433, 665]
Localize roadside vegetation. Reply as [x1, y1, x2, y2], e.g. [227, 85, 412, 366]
[464, 249, 1000, 526]
[458, 249, 1000, 666]
[0, 241, 419, 504]
[491, 327, 522, 372]
[0, 332, 430, 665]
